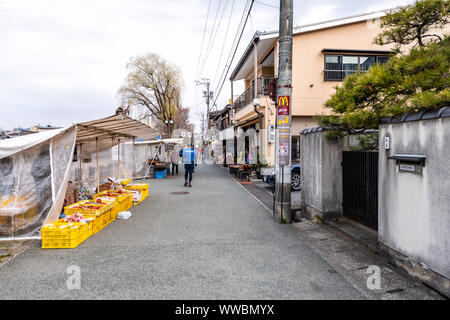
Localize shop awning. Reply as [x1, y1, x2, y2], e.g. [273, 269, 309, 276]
[237, 116, 261, 128]
[76, 114, 159, 143]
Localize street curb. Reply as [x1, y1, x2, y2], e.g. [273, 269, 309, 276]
[323, 219, 381, 255]
[222, 167, 274, 216]
[0, 240, 39, 269]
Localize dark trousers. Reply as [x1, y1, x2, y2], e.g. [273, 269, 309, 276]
[171, 163, 178, 175]
[184, 170, 192, 183]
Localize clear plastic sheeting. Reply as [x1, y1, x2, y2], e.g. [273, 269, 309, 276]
[0, 126, 77, 240]
[118, 142, 134, 182]
[70, 138, 135, 193]
[132, 143, 152, 179]
[70, 140, 115, 194]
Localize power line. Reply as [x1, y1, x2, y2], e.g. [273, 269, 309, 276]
[195, 0, 212, 81]
[212, 0, 236, 87]
[249, 11, 255, 35]
[254, 0, 278, 9]
[197, 0, 224, 79]
[199, 0, 231, 79]
[212, 0, 255, 109]
[214, 0, 251, 90]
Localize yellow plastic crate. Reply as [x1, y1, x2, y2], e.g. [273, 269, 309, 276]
[94, 191, 130, 203]
[122, 194, 133, 211]
[132, 189, 149, 206]
[64, 200, 113, 215]
[111, 203, 119, 220]
[42, 234, 86, 249]
[83, 212, 106, 234]
[94, 191, 132, 214]
[66, 211, 105, 234]
[41, 220, 92, 249]
[104, 208, 114, 226]
[93, 196, 118, 220]
[118, 178, 131, 185]
[125, 183, 149, 192]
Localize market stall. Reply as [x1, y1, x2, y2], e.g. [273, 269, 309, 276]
[0, 114, 158, 242]
[0, 127, 77, 240]
[133, 138, 183, 179]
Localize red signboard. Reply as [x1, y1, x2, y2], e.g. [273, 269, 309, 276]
[277, 96, 290, 116]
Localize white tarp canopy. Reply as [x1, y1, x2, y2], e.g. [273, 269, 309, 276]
[76, 114, 158, 143]
[0, 126, 77, 240]
[0, 127, 69, 159]
[0, 114, 158, 240]
[134, 138, 184, 145]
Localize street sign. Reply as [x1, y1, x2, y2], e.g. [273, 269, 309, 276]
[277, 96, 290, 116]
[278, 128, 291, 166]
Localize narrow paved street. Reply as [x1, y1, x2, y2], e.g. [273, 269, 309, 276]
[0, 164, 364, 299]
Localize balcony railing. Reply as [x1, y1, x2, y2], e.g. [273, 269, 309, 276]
[234, 76, 274, 113]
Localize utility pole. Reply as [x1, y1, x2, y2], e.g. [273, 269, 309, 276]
[195, 78, 213, 129]
[274, 0, 293, 223]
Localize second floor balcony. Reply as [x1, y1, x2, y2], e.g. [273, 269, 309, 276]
[234, 76, 274, 113]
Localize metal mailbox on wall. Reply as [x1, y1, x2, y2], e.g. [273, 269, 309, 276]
[388, 154, 427, 175]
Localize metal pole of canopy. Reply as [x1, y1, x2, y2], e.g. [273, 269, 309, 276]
[118, 138, 121, 180]
[132, 138, 135, 183]
[96, 137, 99, 193]
[79, 143, 82, 187]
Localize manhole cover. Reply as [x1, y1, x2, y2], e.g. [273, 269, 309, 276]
[328, 269, 338, 274]
[170, 192, 190, 195]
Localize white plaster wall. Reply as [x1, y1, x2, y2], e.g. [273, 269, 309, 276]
[379, 118, 450, 279]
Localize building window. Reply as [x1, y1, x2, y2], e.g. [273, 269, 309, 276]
[291, 136, 300, 161]
[324, 54, 390, 81]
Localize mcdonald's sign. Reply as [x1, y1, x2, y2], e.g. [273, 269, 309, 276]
[277, 96, 290, 116]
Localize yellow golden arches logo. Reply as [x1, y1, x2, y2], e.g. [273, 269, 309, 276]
[278, 96, 289, 106]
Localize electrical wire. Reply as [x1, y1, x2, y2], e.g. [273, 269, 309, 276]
[254, 0, 278, 9]
[212, 0, 236, 88]
[197, 0, 224, 79]
[213, 0, 251, 92]
[211, 0, 255, 109]
[249, 11, 254, 35]
[199, 0, 232, 79]
[195, 0, 212, 81]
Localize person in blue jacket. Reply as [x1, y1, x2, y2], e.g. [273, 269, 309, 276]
[179, 145, 197, 187]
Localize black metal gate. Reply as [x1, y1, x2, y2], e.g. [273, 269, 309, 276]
[342, 151, 378, 230]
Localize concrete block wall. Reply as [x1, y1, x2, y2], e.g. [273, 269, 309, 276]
[300, 129, 349, 220]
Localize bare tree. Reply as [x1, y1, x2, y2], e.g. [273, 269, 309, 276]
[173, 108, 194, 131]
[118, 53, 183, 130]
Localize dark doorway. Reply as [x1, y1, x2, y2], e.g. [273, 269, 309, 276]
[342, 151, 379, 230]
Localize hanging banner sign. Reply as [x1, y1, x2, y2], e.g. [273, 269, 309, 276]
[277, 96, 290, 116]
[278, 128, 291, 166]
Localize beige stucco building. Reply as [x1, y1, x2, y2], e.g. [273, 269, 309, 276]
[227, 10, 394, 167]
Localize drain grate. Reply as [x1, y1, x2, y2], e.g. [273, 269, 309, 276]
[170, 192, 190, 195]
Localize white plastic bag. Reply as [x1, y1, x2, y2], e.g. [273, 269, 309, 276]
[117, 211, 132, 220]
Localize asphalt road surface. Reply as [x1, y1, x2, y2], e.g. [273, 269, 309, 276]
[0, 164, 364, 299]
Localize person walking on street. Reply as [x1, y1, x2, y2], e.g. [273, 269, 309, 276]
[170, 147, 180, 175]
[179, 145, 196, 187]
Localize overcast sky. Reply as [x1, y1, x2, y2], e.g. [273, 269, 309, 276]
[0, 0, 414, 130]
